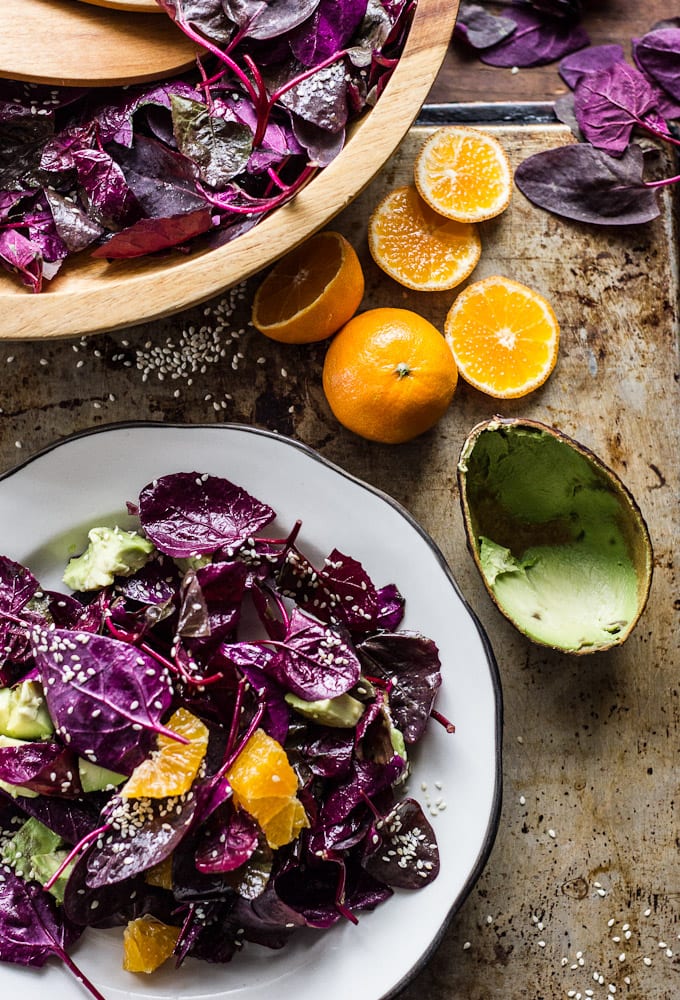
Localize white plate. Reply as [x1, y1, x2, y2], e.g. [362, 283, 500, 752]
[0, 423, 502, 1000]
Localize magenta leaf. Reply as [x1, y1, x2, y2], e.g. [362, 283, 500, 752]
[454, 3, 516, 51]
[361, 798, 439, 889]
[357, 632, 442, 744]
[0, 865, 82, 966]
[139, 472, 275, 557]
[90, 208, 214, 260]
[223, 0, 322, 41]
[195, 803, 259, 873]
[633, 28, 680, 102]
[573, 62, 668, 154]
[33, 628, 174, 774]
[559, 43, 626, 89]
[290, 0, 368, 67]
[0, 742, 82, 798]
[514, 142, 660, 225]
[267, 607, 361, 700]
[480, 7, 589, 68]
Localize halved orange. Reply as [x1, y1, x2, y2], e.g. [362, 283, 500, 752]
[251, 230, 364, 343]
[368, 185, 481, 291]
[123, 915, 180, 974]
[122, 707, 209, 799]
[444, 275, 559, 399]
[415, 126, 512, 223]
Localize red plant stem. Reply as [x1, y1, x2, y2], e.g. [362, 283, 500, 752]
[169, 17, 259, 107]
[199, 164, 316, 215]
[639, 117, 680, 149]
[334, 862, 359, 925]
[218, 700, 265, 777]
[58, 947, 108, 1000]
[104, 616, 221, 690]
[645, 172, 680, 189]
[43, 822, 110, 891]
[224, 675, 248, 758]
[430, 708, 456, 734]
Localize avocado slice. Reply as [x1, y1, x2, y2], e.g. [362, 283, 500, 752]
[285, 692, 365, 728]
[63, 525, 155, 592]
[0, 679, 54, 740]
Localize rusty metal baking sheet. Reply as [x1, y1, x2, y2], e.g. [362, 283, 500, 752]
[0, 122, 678, 999]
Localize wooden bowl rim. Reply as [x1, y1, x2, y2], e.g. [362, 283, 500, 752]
[1, 0, 460, 339]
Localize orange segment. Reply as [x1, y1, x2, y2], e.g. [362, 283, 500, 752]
[226, 728, 308, 848]
[444, 275, 559, 399]
[122, 707, 209, 799]
[322, 307, 458, 444]
[368, 185, 481, 291]
[261, 798, 309, 850]
[414, 126, 512, 223]
[251, 230, 364, 343]
[227, 728, 298, 801]
[123, 915, 180, 974]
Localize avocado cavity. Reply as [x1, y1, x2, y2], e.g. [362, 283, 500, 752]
[459, 420, 652, 652]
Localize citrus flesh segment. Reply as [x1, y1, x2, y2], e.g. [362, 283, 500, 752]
[322, 307, 458, 444]
[414, 126, 512, 223]
[122, 707, 209, 799]
[251, 230, 364, 343]
[123, 915, 180, 973]
[227, 728, 308, 848]
[368, 185, 481, 291]
[444, 275, 559, 399]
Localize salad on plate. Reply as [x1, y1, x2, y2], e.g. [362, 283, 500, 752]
[0, 470, 452, 996]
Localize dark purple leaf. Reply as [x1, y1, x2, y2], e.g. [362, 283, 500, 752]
[357, 632, 442, 744]
[62, 853, 168, 927]
[195, 802, 259, 873]
[6, 791, 101, 846]
[0, 555, 40, 662]
[117, 553, 180, 605]
[454, 3, 516, 51]
[86, 790, 200, 887]
[275, 853, 391, 927]
[520, 0, 583, 15]
[291, 116, 345, 166]
[291, 0, 368, 67]
[361, 797, 439, 888]
[171, 95, 253, 187]
[33, 628, 174, 774]
[0, 866, 81, 968]
[274, 59, 349, 133]
[95, 79, 197, 148]
[374, 583, 405, 630]
[0, 103, 54, 188]
[0, 742, 82, 798]
[514, 142, 660, 225]
[480, 7, 589, 68]
[319, 755, 404, 828]
[138, 472, 276, 557]
[222, 0, 322, 41]
[177, 569, 211, 637]
[633, 28, 680, 102]
[72, 148, 140, 229]
[90, 208, 214, 260]
[115, 135, 206, 218]
[294, 728, 354, 778]
[573, 62, 667, 154]
[267, 607, 361, 700]
[44, 189, 104, 253]
[157, 0, 233, 46]
[559, 43, 626, 89]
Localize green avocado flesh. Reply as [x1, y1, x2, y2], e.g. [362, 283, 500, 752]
[462, 426, 643, 651]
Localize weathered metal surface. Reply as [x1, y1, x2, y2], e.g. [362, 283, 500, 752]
[0, 123, 678, 999]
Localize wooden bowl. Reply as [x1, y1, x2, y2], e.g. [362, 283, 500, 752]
[1, 0, 460, 339]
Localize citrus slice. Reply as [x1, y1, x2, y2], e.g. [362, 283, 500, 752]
[251, 230, 364, 343]
[322, 307, 458, 444]
[122, 707, 209, 799]
[123, 915, 180, 974]
[444, 275, 559, 399]
[414, 126, 512, 223]
[261, 797, 309, 850]
[368, 185, 481, 291]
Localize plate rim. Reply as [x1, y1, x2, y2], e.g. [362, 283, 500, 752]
[0, 420, 503, 998]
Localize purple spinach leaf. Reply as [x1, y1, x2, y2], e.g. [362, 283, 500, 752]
[291, 0, 368, 67]
[171, 95, 253, 187]
[90, 208, 214, 260]
[633, 28, 680, 102]
[33, 628, 174, 774]
[195, 801, 259, 873]
[138, 472, 276, 557]
[357, 631, 442, 744]
[222, 0, 322, 41]
[0, 742, 82, 798]
[361, 797, 439, 888]
[266, 607, 361, 700]
[454, 3, 517, 51]
[573, 62, 670, 154]
[559, 43, 626, 89]
[514, 142, 661, 225]
[480, 6, 589, 68]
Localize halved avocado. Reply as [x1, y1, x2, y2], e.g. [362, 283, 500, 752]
[458, 418, 653, 654]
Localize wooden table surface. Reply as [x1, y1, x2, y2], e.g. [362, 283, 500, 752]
[0, 4, 678, 1000]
